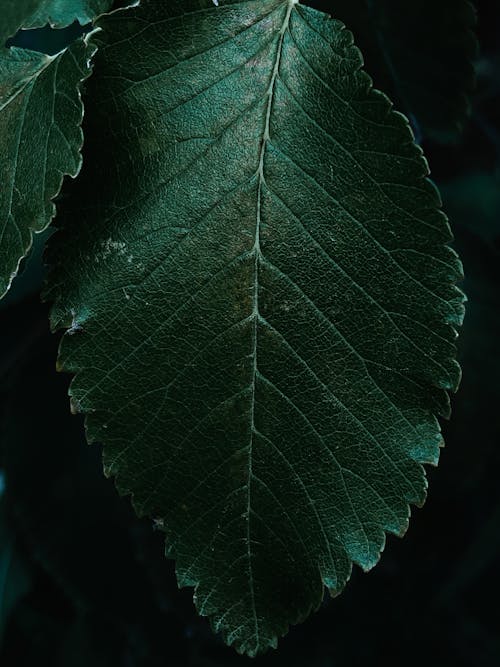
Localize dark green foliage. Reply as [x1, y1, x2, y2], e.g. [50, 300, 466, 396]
[1, 0, 113, 39]
[0, 0, 115, 297]
[46, 0, 462, 653]
[1, 0, 498, 663]
[0, 0, 40, 43]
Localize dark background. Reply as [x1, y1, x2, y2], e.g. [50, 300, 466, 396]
[1, 1, 499, 665]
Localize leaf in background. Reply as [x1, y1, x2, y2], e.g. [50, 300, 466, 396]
[24, 1, 114, 28]
[0, 38, 94, 299]
[308, 0, 477, 143]
[0, 0, 114, 40]
[0, 1, 40, 44]
[0, 0, 119, 300]
[46, 0, 463, 655]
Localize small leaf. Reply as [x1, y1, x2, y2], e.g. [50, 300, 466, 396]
[46, 0, 463, 655]
[23, 1, 114, 28]
[1, 1, 113, 44]
[310, 0, 478, 143]
[0, 38, 94, 298]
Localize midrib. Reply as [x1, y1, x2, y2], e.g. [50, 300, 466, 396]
[0, 52, 56, 114]
[244, 0, 297, 648]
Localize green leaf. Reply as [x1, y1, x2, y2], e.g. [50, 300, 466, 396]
[23, 1, 114, 28]
[0, 0, 115, 298]
[0, 1, 40, 44]
[46, 0, 464, 655]
[1, 0, 114, 40]
[310, 0, 478, 143]
[0, 38, 94, 298]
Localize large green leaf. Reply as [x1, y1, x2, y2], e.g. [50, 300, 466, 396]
[0, 0, 116, 299]
[309, 0, 477, 143]
[46, 0, 464, 655]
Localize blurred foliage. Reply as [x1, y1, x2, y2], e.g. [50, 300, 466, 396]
[0, 0, 499, 665]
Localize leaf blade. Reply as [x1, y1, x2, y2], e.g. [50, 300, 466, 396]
[46, 0, 463, 655]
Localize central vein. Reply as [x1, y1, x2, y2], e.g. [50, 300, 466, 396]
[245, 0, 297, 643]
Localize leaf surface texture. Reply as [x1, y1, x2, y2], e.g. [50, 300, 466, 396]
[47, 0, 464, 655]
[1, 0, 40, 44]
